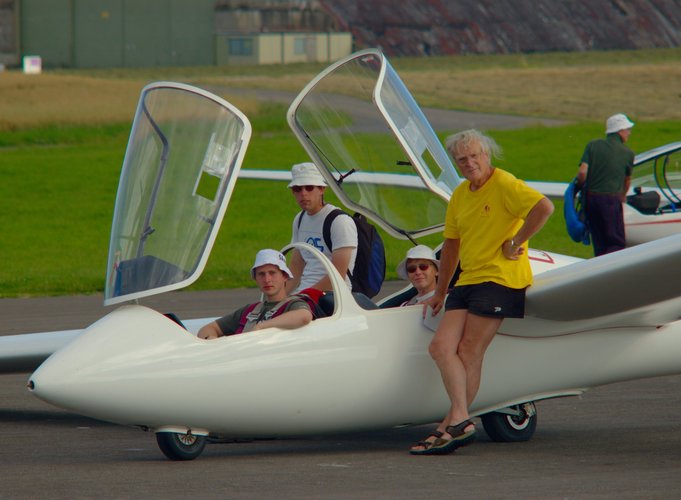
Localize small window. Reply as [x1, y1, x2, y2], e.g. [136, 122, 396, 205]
[294, 37, 306, 55]
[229, 38, 253, 56]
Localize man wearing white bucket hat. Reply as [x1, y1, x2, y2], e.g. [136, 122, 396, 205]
[396, 245, 439, 306]
[576, 113, 635, 256]
[198, 249, 313, 339]
[286, 162, 357, 293]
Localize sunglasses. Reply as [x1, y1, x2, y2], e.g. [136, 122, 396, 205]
[407, 263, 431, 274]
[291, 185, 317, 193]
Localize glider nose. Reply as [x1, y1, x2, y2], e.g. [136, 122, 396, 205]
[26, 375, 56, 402]
[25, 305, 201, 422]
[27, 356, 82, 408]
[27, 367, 60, 396]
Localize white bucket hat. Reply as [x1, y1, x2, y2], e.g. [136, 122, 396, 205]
[250, 249, 293, 280]
[287, 162, 327, 188]
[396, 245, 440, 280]
[605, 113, 635, 134]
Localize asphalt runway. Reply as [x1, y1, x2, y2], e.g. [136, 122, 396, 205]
[2, 288, 681, 499]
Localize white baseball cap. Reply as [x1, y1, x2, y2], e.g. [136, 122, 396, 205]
[250, 249, 293, 280]
[287, 162, 327, 188]
[396, 245, 440, 280]
[605, 113, 635, 134]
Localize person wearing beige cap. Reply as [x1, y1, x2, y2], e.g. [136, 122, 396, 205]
[286, 162, 357, 293]
[396, 245, 439, 306]
[198, 249, 312, 339]
[576, 113, 635, 256]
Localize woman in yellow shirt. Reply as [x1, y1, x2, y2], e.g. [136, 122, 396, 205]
[410, 129, 554, 455]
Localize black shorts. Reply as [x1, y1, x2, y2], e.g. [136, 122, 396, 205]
[445, 281, 526, 318]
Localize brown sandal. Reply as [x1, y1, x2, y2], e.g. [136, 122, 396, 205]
[409, 420, 476, 455]
[409, 430, 444, 454]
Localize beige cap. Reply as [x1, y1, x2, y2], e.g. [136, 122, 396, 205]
[396, 245, 439, 280]
[250, 249, 293, 280]
[606, 113, 635, 134]
[287, 162, 327, 188]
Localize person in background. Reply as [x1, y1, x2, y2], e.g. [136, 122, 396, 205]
[410, 129, 554, 455]
[396, 245, 439, 306]
[286, 162, 357, 293]
[198, 249, 312, 339]
[576, 113, 635, 256]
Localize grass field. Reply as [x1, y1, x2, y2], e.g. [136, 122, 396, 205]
[1, 48, 680, 297]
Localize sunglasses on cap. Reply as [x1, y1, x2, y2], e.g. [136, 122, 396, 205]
[291, 185, 317, 193]
[407, 263, 431, 274]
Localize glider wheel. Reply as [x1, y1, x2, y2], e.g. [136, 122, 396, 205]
[156, 431, 207, 461]
[481, 402, 537, 442]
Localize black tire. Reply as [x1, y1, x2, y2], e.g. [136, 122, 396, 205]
[156, 432, 207, 461]
[480, 402, 537, 442]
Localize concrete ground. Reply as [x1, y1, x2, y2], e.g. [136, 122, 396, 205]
[2, 288, 681, 499]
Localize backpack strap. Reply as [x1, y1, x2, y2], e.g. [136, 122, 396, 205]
[267, 297, 297, 319]
[236, 301, 262, 334]
[322, 208, 349, 252]
[323, 209, 356, 282]
[269, 294, 320, 318]
[299, 207, 350, 253]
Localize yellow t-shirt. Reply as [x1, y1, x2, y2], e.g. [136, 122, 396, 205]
[444, 168, 545, 289]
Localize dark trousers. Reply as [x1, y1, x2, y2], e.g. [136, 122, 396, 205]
[586, 192, 626, 256]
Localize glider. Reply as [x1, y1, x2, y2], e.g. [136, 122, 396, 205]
[5, 50, 681, 462]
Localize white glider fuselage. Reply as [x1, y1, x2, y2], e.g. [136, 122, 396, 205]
[28, 243, 681, 439]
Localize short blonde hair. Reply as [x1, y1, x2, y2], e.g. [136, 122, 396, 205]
[445, 129, 502, 161]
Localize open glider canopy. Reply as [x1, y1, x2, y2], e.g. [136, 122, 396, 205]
[287, 49, 462, 241]
[104, 82, 251, 306]
[630, 141, 681, 210]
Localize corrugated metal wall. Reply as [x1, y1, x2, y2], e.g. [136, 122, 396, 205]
[0, 0, 18, 65]
[20, 0, 215, 68]
[20, 0, 71, 67]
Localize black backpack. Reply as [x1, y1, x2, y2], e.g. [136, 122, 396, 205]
[297, 208, 386, 298]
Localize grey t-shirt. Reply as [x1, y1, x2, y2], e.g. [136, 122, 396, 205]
[216, 297, 311, 335]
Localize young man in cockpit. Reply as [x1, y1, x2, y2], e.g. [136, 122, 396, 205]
[198, 249, 312, 339]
